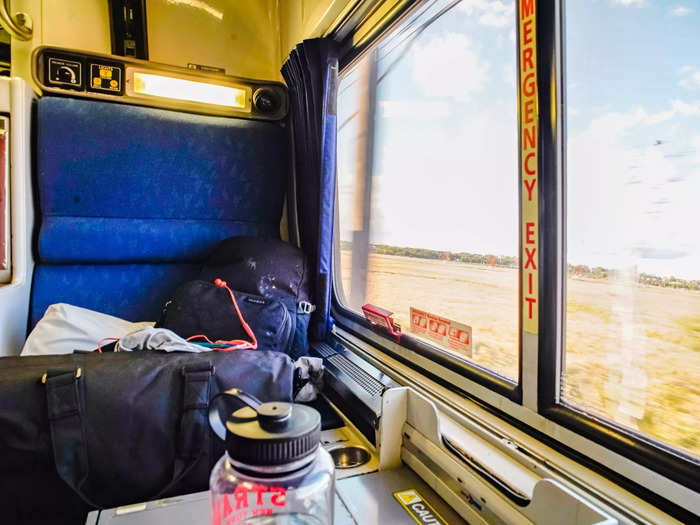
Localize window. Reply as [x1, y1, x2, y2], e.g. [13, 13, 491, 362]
[563, 1, 700, 459]
[335, 0, 520, 381]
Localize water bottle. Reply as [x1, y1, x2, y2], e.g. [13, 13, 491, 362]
[209, 388, 335, 525]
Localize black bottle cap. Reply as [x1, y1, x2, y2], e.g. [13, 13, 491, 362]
[210, 390, 321, 467]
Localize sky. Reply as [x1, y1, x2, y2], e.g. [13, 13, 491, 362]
[337, 0, 700, 280]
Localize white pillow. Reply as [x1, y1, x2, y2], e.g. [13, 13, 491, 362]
[21, 303, 154, 356]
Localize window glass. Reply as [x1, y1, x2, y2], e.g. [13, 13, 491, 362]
[336, 0, 519, 380]
[564, 0, 700, 457]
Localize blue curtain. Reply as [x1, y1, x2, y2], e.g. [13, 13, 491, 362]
[282, 39, 339, 340]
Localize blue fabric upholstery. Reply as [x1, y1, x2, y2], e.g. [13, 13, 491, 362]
[39, 217, 277, 264]
[31, 265, 199, 324]
[31, 97, 288, 327]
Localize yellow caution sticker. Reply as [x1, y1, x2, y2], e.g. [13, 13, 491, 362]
[519, 0, 538, 334]
[393, 489, 448, 525]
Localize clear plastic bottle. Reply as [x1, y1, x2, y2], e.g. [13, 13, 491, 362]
[209, 389, 335, 525]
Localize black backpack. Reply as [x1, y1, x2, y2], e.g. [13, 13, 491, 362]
[157, 237, 314, 358]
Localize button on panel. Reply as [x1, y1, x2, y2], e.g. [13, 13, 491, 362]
[87, 63, 123, 95]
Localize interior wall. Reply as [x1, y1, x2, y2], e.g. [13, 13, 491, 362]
[10, 0, 283, 91]
[279, 0, 351, 64]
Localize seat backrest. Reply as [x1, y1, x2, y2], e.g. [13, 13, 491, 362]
[30, 97, 288, 328]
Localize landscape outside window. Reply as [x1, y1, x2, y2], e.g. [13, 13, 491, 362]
[337, 0, 699, 459]
[336, 0, 520, 381]
[564, 0, 699, 458]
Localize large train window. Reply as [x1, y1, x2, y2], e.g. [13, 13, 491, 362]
[562, 1, 700, 460]
[335, 0, 519, 381]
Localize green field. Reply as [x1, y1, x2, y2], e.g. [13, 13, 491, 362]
[340, 251, 700, 458]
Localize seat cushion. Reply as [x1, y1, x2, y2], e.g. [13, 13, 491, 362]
[30, 97, 289, 328]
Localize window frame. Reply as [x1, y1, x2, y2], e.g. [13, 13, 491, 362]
[329, 0, 700, 502]
[331, 0, 524, 403]
[536, 0, 700, 492]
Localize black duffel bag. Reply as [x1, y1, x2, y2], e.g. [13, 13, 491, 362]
[0, 350, 293, 525]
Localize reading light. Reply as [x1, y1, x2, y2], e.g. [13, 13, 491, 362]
[131, 71, 248, 109]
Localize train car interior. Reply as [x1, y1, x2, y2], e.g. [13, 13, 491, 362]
[0, 0, 697, 524]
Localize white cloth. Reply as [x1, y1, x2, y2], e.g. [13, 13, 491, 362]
[116, 326, 209, 353]
[294, 356, 324, 402]
[21, 303, 153, 356]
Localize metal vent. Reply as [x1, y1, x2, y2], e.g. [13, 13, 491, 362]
[327, 354, 384, 397]
[314, 342, 336, 358]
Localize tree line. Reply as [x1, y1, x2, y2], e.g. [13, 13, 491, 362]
[339, 241, 700, 291]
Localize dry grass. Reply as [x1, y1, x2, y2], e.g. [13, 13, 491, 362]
[339, 251, 700, 458]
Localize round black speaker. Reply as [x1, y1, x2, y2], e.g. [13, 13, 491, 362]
[253, 88, 280, 115]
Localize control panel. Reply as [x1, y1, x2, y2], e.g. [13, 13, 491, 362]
[47, 56, 83, 90]
[44, 52, 124, 95]
[34, 47, 287, 121]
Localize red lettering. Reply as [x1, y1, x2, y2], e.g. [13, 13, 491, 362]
[270, 487, 286, 507]
[523, 19, 533, 45]
[523, 72, 536, 97]
[525, 99, 535, 124]
[525, 247, 537, 269]
[521, 0, 534, 18]
[524, 124, 536, 150]
[233, 486, 248, 510]
[528, 272, 533, 294]
[522, 48, 534, 73]
[212, 499, 222, 525]
[525, 297, 537, 319]
[229, 510, 248, 523]
[524, 177, 536, 201]
[526, 222, 535, 244]
[222, 494, 233, 516]
[251, 484, 267, 506]
[525, 152, 536, 175]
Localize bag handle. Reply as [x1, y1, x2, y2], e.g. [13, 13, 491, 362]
[208, 388, 263, 441]
[44, 363, 214, 509]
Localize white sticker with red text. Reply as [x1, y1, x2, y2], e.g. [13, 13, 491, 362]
[410, 307, 472, 358]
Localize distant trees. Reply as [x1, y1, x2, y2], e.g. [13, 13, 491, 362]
[371, 244, 518, 267]
[339, 241, 700, 292]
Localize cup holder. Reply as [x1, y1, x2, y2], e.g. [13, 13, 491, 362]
[329, 446, 371, 469]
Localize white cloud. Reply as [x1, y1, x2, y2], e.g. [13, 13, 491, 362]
[458, 0, 515, 28]
[670, 98, 700, 116]
[678, 65, 700, 89]
[379, 100, 451, 119]
[670, 5, 693, 16]
[567, 102, 700, 278]
[611, 0, 646, 6]
[502, 64, 516, 88]
[411, 33, 489, 102]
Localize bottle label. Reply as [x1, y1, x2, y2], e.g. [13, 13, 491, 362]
[211, 484, 286, 524]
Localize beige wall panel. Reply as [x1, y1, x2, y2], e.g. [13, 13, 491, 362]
[42, 0, 111, 53]
[279, 0, 351, 63]
[147, 0, 281, 80]
[10, 0, 283, 89]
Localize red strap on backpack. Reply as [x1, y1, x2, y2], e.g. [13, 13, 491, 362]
[185, 279, 258, 351]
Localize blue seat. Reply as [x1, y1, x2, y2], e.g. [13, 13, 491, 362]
[30, 97, 288, 328]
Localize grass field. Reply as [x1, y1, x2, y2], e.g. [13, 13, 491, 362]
[339, 251, 700, 458]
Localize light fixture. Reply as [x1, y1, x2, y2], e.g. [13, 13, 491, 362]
[131, 71, 248, 109]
